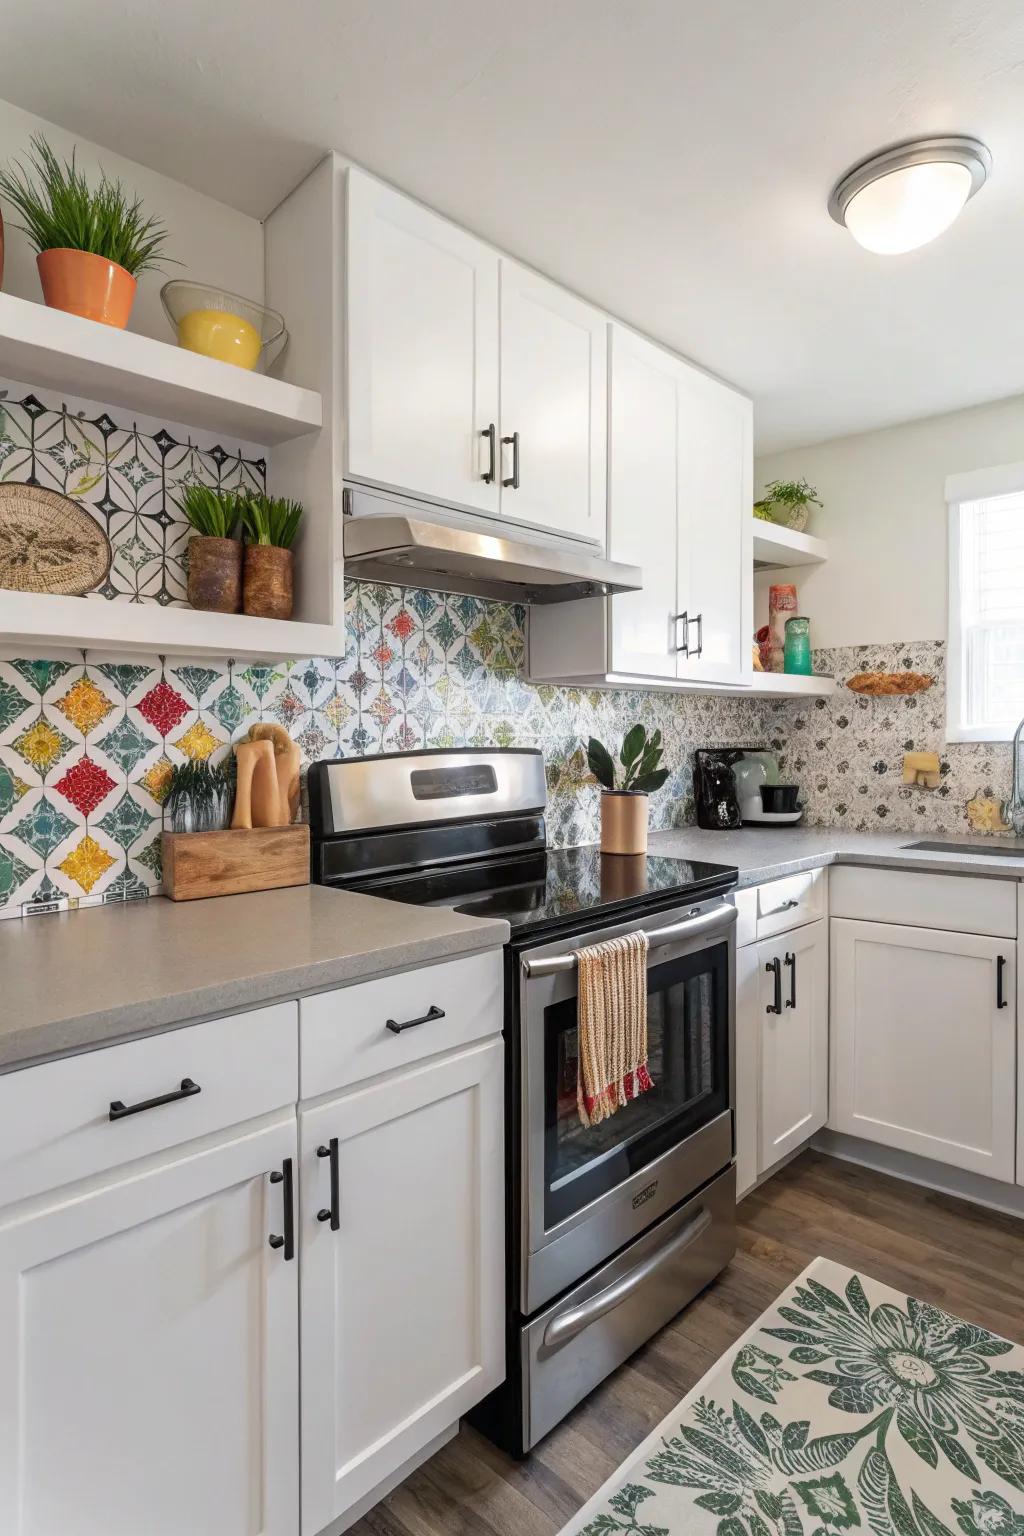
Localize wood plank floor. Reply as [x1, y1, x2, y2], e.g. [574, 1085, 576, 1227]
[352, 1150, 1024, 1536]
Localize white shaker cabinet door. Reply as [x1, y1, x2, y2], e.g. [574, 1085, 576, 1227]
[676, 369, 752, 685]
[346, 168, 500, 513]
[830, 918, 1017, 1182]
[0, 1116, 299, 1536]
[499, 260, 607, 544]
[299, 1038, 504, 1534]
[607, 324, 681, 679]
[758, 919, 828, 1173]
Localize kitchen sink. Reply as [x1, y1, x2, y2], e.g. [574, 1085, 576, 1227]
[903, 840, 1024, 858]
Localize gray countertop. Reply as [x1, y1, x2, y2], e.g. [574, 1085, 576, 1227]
[0, 884, 508, 1074]
[648, 825, 1024, 886]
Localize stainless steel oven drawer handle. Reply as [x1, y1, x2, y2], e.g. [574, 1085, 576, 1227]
[522, 903, 736, 977]
[542, 1207, 712, 1351]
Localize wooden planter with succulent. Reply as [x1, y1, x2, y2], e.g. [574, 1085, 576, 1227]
[0, 134, 172, 328]
[240, 494, 303, 620]
[176, 485, 243, 613]
[588, 725, 670, 855]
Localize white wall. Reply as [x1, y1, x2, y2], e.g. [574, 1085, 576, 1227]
[0, 98, 263, 344]
[754, 393, 1024, 647]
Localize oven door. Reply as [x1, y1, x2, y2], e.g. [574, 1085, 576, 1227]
[518, 900, 735, 1315]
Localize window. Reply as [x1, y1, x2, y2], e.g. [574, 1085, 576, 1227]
[948, 463, 1024, 741]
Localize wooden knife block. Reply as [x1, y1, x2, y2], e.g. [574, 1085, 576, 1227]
[162, 825, 310, 901]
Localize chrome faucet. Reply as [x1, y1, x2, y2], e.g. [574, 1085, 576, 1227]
[1004, 716, 1024, 836]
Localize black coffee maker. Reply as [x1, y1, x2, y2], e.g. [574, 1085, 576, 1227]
[693, 749, 742, 830]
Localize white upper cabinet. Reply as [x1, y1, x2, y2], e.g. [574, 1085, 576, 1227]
[830, 917, 1017, 1182]
[607, 325, 681, 678]
[346, 168, 500, 515]
[498, 261, 607, 545]
[676, 367, 752, 684]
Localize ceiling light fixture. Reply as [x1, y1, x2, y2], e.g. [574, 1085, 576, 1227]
[828, 136, 991, 255]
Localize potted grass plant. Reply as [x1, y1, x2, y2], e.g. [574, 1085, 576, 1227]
[163, 759, 234, 834]
[587, 724, 670, 855]
[176, 484, 243, 613]
[239, 493, 303, 620]
[0, 134, 171, 328]
[753, 477, 822, 533]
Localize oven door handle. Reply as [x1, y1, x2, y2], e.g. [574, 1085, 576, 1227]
[541, 1207, 713, 1351]
[521, 903, 736, 978]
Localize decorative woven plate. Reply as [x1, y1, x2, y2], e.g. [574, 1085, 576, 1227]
[0, 484, 111, 595]
[847, 670, 934, 695]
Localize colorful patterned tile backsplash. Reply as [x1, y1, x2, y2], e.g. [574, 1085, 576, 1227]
[0, 581, 777, 916]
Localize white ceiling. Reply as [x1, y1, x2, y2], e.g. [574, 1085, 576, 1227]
[2, 0, 1023, 452]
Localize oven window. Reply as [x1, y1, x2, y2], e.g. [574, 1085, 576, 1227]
[543, 940, 729, 1229]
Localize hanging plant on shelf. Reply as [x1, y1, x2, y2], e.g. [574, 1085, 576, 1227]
[587, 725, 671, 856]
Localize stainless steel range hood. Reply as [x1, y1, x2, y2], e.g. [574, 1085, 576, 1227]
[343, 486, 642, 604]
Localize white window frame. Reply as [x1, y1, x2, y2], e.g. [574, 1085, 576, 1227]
[946, 460, 1024, 742]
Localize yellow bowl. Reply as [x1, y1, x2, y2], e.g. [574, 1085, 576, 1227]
[176, 307, 262, 370]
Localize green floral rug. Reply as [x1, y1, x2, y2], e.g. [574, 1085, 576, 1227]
[562, 1257, 1024, 1536]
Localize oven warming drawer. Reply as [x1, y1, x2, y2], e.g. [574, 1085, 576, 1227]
[519, 1163, 736, 1451]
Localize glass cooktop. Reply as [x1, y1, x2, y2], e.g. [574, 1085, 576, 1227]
[347, 844, 738, 941]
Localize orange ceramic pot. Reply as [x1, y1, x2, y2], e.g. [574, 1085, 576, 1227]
[37, 248, 137, 328]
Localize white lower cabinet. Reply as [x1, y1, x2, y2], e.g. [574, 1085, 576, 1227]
[298, 1037, 505, 1534]
[757, 920, 829, 1172]
[830, 918, 1017, 1182]
[0, 1114, 299, 1536]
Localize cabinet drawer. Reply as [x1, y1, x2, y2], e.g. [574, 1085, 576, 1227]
[300, 951, 504, 1099]
[830, 865, 1016, 938]
[752, 868, 827, 941]
[0, 1002, 298, 1211]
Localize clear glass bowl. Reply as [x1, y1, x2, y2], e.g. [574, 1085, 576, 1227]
[160, 281, 287, 373]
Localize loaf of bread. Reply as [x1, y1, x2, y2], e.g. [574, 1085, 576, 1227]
[847, 672, 934, 696]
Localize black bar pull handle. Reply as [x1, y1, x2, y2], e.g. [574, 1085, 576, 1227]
[784, 952, 796, 1009]
[997, 954, 1008, 1009]
[480, 422, 497, 484]
[385, 1004, 445, 1035]
[109, 1077, 200, 1122]
[501, 430, 520, 489]
[316, 1138, 340, 1231]
[765, 957, 782, 1015]
[674, 610, 689, 655]
[268, 1157, 295, 1261]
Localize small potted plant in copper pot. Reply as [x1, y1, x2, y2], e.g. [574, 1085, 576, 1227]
[588, 724, 670, 855]
[240, 493, 303, 620]
[177, 484, 243, 613]
[0, 134, 172, 328]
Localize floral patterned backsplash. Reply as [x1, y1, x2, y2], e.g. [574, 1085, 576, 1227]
[0, 582, 778, 918]
[772, 639, 1013, 835]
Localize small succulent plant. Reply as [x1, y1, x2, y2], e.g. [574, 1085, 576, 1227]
[587, 724, 670, 795]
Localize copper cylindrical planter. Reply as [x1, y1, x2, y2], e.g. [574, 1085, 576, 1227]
[244, 544, 294, 620]
[187, 535, 242, 613]
[600, 791, 649, 855]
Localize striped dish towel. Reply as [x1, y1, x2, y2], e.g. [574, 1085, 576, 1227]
[575, 930, 654, 1127]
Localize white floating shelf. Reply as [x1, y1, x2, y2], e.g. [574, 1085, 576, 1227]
[0, 292, 323, 446]
[747, 672, 836, 697]
[752, 520, 828, 568]
[0, 589, 344, 662]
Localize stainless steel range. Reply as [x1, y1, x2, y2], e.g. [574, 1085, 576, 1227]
[308, 748, 739, 1454]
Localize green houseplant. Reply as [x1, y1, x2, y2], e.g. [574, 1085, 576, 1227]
[0, 134, 172, 328]
[176, 484, 243, 614]
[754, 477, 822, 533]
[239, 493, 304, 621]
[163, 758, 234, 834]
[587, 725, 670, 855]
